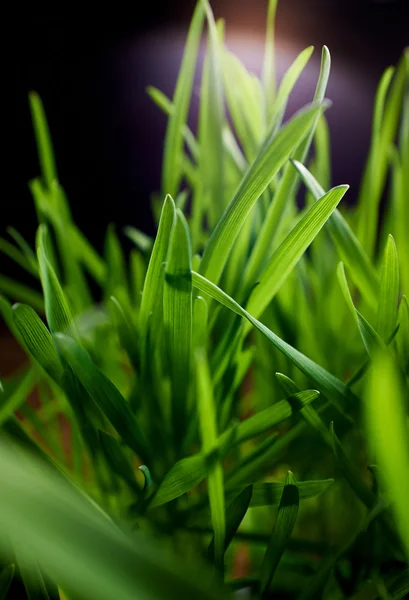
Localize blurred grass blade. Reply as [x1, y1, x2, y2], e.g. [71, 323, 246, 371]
[262, 0, 278, 118]
[292, 159, 379, 306]
[12, 303, 63, 382]
[396, 295, 409, 374]
[365, 351, 409, 561]
[0, 275, 44, 313]
[98, 431, 140, 493]
[377, 235, 399, 341]
[162, 0, 205, 197]
[164, 210, 193, 450]
[192, 271, 356, 406]
[0, 367, 39, 427]
[260, 471, 299, 596]
[199, 103, 323, 286]
[246, 185, 348, 321]
[29, 92, 57, 190]
[195, 347, 225, 569]
[149, 454, 207, 508]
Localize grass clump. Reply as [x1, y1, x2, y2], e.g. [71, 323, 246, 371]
[1, 1, 408, 598]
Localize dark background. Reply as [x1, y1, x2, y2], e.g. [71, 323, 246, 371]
[8, 0, 409, 278]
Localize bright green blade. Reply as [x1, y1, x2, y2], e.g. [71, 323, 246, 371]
[292, 159, 379, 306]
[262, 0, 278, 118]
[195, 347, 225, 570]
[260, 471, 299, 596]
[0, 275, 44, 313]
[192, 271, 356, 406]
[199, 103, 323, 286]
[377, 235, 400, 341]
[364, 351, 409, 561]
[163, 210, 193, 450]
[245, 184, 348, 322]
[396, 295, 409, 374]
[161, 0, 205, 197]
[12, 303, 63, 382]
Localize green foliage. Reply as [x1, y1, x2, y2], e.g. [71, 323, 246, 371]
[1, 1, 408, 598]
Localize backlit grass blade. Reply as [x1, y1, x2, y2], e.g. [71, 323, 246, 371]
[262, 0, 278, 119]
[260, 471, 299, 597]
[70, 226, 106, 284]
[337, 262, 386, 358]
[208, 485, 252, 562]
[162, 0, 205, 197]
[37, 226, 78, 340]
[199, 103, 323, 286]
[377, 235, 400, 341]
[244, 46, 331, 288]
[0, 275, 44, 313]
[0, 237, 37, 276]
[364, 351, 409, 560]
[149, 454, 207, 508]
[195, 347, 225, 569]
[245, 185, 348, 322]
[163, 210, 193, 450]
[192, 272, 356, 406]
[139, 195, 176, 352]
[12, 303, 63, 382]
[0, 436, 226, 600]
[55, 334, 148, 461]
[29, 92, 57, 190]
[124, 226, 153, 255]
[292, 159, 379, 306]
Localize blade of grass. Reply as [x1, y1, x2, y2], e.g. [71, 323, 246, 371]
[377, 235, 399, 341]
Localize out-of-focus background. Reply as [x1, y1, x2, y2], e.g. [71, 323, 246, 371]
[8, 0, 409, 276]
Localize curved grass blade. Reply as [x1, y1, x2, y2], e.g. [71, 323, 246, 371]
[162, 0, 205, 197]
[29, 92, 57, 190]
[0, 275, 44, 313]
[245, 184, 348, 322]
[0, 367, 39, 427]
[98, 430, 141, 494]
[260, 471, 299, 597]
[396, 295, 409, 374]
[292, 159, 379, 306]
[12, 303, 63, 382]
[192, 271, 356, 406]
[199, 103, 323, 286]
[239, 479, 333, 508]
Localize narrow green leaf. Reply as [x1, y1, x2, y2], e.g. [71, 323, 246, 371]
[377, 235, 400, 341]
[208, 486, 252, 561]
[292, 159, 379, 306]
[232, 478, 333, 508]
[0, 367, 39, 427]
[29, 92, 57, 190]
[192, 271, 356, 406]
[0, 275, 44, 313]
[365, 350, 409, 561]
[163, 210, 193, 448]
[162, 0, 205, 197]
[98, 430, 140, 494]
[199, 103, 323, 286]
[396, 295, 409, 374]
[149, 454, 207, 509]
[195, 347, 225, 569]
[124, 227, 153, 254]
[246, 185, 348, 321]
[12, 304, 63, 382]
[260, 471, 299, 596]
[262, 0, 278, 118]
[55, 334, 148, 461]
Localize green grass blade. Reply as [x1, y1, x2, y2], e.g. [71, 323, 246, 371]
[377, 235, 400, 341]
[163, 209, 193, 450]
[29, 92, 57, 190]
[260, 471, 299, 596]
[396, 295, 409, 374]
[245, 185, 348, 321]
[161, 0, 205, 197]
[199, 103, 323, 286]
[0, 367, 39, 427]
[139, 195, 176, 352]
[292, 159, 379, 306]
[98, 430, 140, 493]
[262, 0, 278, 119]
[55, 334, 148, 461]
[0, 275, 44, 313]
[232, 479, 333, 508]
[0, 237, 37, 276]
[12, 303, 63, 382]
[192, 271, 356, 406]
[195, 347, 225, 570]
[364, 351, 409, 561]
[124, 226, 154, 254]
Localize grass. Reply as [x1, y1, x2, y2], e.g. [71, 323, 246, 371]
[0, 1, 408, 598]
